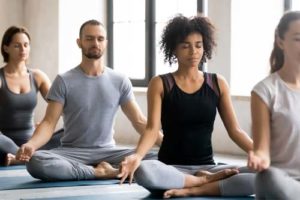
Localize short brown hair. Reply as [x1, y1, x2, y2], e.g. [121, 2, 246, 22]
[79, 19, 104, 38]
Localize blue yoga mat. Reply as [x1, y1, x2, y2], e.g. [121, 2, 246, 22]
[0, 165, 26, 170]
[0, 175, 120, 190]
[22, 193, 254, 200]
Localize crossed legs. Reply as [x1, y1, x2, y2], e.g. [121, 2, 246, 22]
[134, 160, 254, 198]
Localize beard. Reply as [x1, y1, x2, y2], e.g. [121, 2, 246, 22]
[83, 47, 102, 59]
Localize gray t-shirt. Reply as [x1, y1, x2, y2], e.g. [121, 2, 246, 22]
[47, 66, 134, 148]
[253, 72, 300, 179]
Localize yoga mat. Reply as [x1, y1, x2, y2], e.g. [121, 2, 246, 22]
[0, 175, 120, 190]
[0, 165, 26, 170]
[21, 192, 149, 200]
[22, 193, 254, 200]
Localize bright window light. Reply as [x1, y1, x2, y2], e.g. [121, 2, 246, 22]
[113, 0, 146, 79]
[292, 0, 300, 10]
[231, 0, 283, 96]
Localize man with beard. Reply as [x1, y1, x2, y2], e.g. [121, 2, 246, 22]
[15, 20, 161, 181]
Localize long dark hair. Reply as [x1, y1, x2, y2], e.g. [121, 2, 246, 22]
[1, 26, 31, 63]
[270, 11, 300, 73]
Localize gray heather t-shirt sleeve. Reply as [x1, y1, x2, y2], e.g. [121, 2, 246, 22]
[46, 75, 66, 105]
[119, 76, 135, 106]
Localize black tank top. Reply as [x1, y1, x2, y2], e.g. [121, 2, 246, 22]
[0, 68, 38, 132]
[158, 72, 220, 165]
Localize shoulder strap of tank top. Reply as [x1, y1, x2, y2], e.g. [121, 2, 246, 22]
[0, 68, 6, 87]
[160, 73, 175, 95]
[204, 72, 220, 97]
[27, 69, 39, 91]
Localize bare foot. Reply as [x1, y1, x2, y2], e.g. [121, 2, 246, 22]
[195, 168, 239, 184]
[4, 153, 24, 166]
[163, 169, 239, 198]
[94, 161, 119, 179]
[164, 188, 193, 199]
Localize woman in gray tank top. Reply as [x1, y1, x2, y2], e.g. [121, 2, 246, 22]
[0, 26, 61, 166]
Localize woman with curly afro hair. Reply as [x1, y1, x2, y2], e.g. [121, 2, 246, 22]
[119, 15, 254, 198]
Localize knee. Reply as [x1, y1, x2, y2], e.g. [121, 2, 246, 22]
[134, 160, 161, 189]
[256, 167, 277, 187]
[26, 151, 49, 180]
[220, 173, 255, 196]
[255, 167, 280, 196]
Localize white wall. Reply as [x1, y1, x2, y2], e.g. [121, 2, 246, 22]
[23, 0, 59, 123]
[0, 0, 23, 66]
[206, 0, 232, 84]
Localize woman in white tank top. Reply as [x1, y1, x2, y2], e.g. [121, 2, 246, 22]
[248, 11, 300, 200]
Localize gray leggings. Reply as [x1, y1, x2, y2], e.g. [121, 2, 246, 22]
[256, 167, 300, 200]
[0, 129, 63, 165]
[26, 146, 157, 181]
[134, 160, 255, 196]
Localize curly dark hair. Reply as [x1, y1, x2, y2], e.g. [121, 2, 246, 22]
[160, 14, 216, 66]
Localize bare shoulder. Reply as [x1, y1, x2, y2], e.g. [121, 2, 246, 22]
[148, 76, 163, 91]
[215, 73, 228, 84]
[30, 68, 50, 83]
[30, 68, 47, 77]
[149, 75, 163, 86]
[215, 73, 230, 96]
[147, 76, 164, 99]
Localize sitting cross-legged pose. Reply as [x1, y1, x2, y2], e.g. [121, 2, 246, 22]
[0, 26, 62, 166]
[119, 15, 255, 198]
[16, 19, 162, 181]
[248, 11, 300, 200]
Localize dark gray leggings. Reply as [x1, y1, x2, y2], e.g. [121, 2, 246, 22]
[25, 147, 158, 181]
[256, 167, 300, 200]
[134, 160, 255, 196]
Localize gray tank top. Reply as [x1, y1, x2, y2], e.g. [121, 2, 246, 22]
[0, 68, 38, 132]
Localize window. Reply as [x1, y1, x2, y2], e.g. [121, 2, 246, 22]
[111, 0, 146, 80]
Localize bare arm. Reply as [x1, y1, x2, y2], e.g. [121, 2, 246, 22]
[136, 76, 163, 156]
[121, 90, 163, 146]
[32, 69, 51, 100]
[217, 75, 253, 153]
[119, 76, 163, 183]
[16, 101, 63, 161]
[247, 92, 270, 171]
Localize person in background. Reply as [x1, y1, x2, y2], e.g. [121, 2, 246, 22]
[248, 11, 300, 199]
[0, 26, 62, 166]
[119, 15, 254, 198]
[16, 19, 162, 181]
